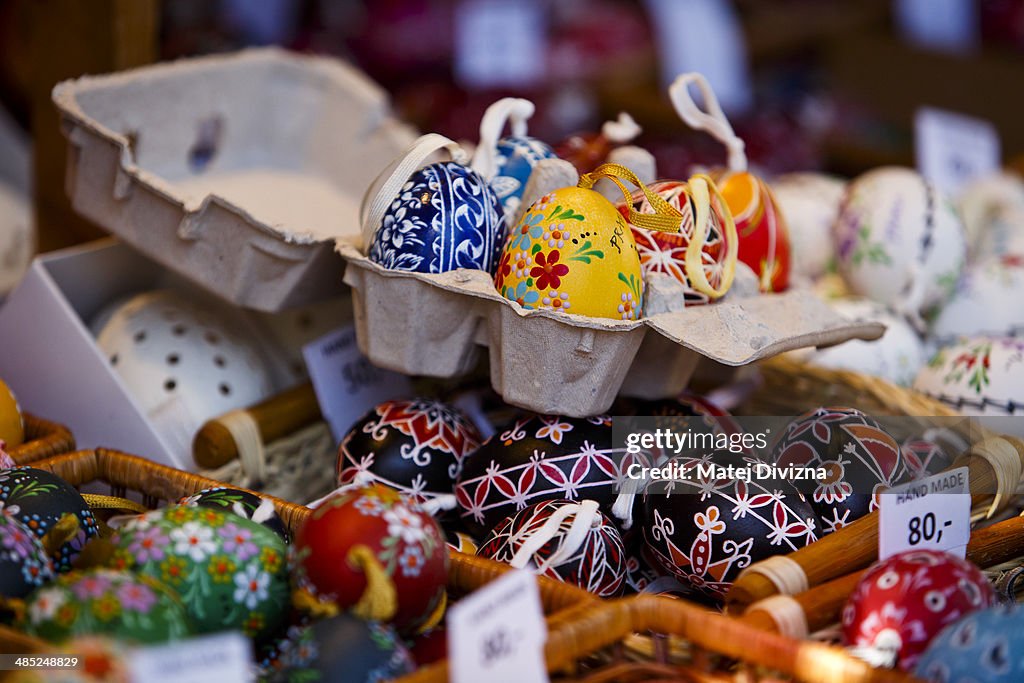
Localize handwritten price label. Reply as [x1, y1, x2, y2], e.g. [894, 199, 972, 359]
[915, 107, 1000, 195]
[302, 326, 413, 443]
[128, 632, 252, 683]
[879, 466, 971, 560]
[448, 569, 548, 683]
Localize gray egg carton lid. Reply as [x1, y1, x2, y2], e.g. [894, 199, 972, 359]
[337, 238, 885, 417]
[52, 47, 417, 312]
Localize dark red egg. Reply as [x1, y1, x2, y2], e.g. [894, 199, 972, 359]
[293, 484, 448, 635]
[478, 498, 626, 597]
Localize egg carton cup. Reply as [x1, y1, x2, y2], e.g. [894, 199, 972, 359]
[339, 238, 885, 417]
[52, 48, 417, 312]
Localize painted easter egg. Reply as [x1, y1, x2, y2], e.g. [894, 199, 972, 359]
[771, 407, 908, 535]
[612, 392, 741, 439]
[834, 167, 966, 321]
[976, 207, 1024, 262]
[622, 545, 694, 598]
[0, 513, 54, 598]
[0, 467, 99, 572]
[642, 453, 820, 602]
[278, 614, 414, 682]
[23, 569, 192, 644]
[842, 550, 994, 671]
[109, 505, 289, 640]
[491, 136, 558, 215]
[771, 173, 846, 283]
[795, 298, 925, 386]
[455, 414, 646, 538]
[710, 170, 791, 293]
[368, 161, 505, 274]
[0, 379, 24, 447]
[0, 447, 13, 470]
[957, 171, 1024, 251]
[445, 530, 479, 555]
[478, 499, 626, 597]
[292, 484, 448, 635]
[616, 178, 738, 305]
[914, 337, 1024, 425]
[336, 399, 482, 506]
[495, 187, 645, 320]
[915, 604, 1024, 683]
[178, 487, 290, 544]
[931, 255, 1024, 344]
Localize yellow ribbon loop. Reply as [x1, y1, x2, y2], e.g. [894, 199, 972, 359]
[292, 587, 340, 619]
[82, 494, 150, 516]
[41, 513, 80, 557]
[348, 544, 398, 623]
[684, 173, 739, 299]
[578, 163, 683, 234]
[417, 592, 448, 634]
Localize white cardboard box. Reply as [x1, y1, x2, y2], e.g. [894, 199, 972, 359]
[0, 239, 346, 470]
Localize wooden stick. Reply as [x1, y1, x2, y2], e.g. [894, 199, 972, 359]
[742, 515, 1024, 635]
[192, 382, 322, 469]
[727, 436, 1024, 613]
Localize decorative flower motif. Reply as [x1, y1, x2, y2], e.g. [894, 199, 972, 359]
[493, 250, 512, 289]
[116, 582, 156, 613]
[1, 523, 31, 558]
[72, 575, 112, 601]
[540, 290, 571, 312]
[219, 523, 258, 562]
[165, 507, 192, 525]
[354, 496, 385, 517]
[91, 595, 121, 622]
[543, 223, 570, 249]
[535, 193, 555, 212]
[243, 612, 265, 638]
[383, 506, 426, 545]
[21, 557, 49, 586]
[618, 292, 637, 320]
[814, 460, 853, 505]
[260, 547, 283, 574]
[127, 526, 169, 564]
[159, 556, 188, 586]
[536, 417, 572, 444]
[29, 588, 65, 624]
[513, 250, 531, 279]
[509, 213, 545, 251]
[531, 251, 569, 290]
[207, 555, 237, 584]
[510, 281, 540, 309]
[398, 545, 425, 578]
[198, 508, 224, 527]
[694, 507, 726, 535]
[170, 522, 217, 562]
[234, 565, 271, 610]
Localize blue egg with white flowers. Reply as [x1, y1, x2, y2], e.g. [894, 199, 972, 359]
[491, 136, 558, 216]
[368, 161, 505, 274]
[915, 603, 1024, 683]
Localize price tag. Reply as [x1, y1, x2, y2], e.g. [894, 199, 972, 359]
[448, 569, 549, 683]
[879, 466, 971, 561]
[895, 0, 978, 53]
[915, 107, 1001, 195]
[454, 0, 546, 89]
[643, 0, 752, 113]
[302, 326, 413, 443]
[128, 632, 253, 683]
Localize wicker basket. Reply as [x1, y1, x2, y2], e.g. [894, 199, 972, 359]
[0, 448, 595, 656]
[397, 595, 914, 683]
[7, 414, 75, 465]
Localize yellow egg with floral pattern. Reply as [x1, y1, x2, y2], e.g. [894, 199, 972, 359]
[495, 165, 684, 321]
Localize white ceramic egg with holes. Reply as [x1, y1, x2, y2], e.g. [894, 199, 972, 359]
[92, 289, 274, 456]
[799, 298, 924, 386]
[930, 255, 1024, 344]
[834, 167, 966, 324]
[771, 173, 846, 282]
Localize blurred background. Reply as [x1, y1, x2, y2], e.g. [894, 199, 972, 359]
[1, 0, 1023, 252]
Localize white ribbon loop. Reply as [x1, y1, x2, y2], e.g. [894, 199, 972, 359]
[601, 113, 642, 144]
[669, 73, 747, 172]
[359, 133, 469, 248]
[471, 97, 536, 181]
[508, 500, 601, 572]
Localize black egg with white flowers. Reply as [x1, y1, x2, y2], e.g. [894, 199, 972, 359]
[179, 486, 290, 544]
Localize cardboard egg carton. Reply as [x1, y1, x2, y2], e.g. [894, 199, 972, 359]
[52, 48, 416, 313]
[338, 238, 885, 417]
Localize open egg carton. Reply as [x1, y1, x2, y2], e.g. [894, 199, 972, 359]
[52, 47, 416, 313]
[337, 235, 884, 417]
